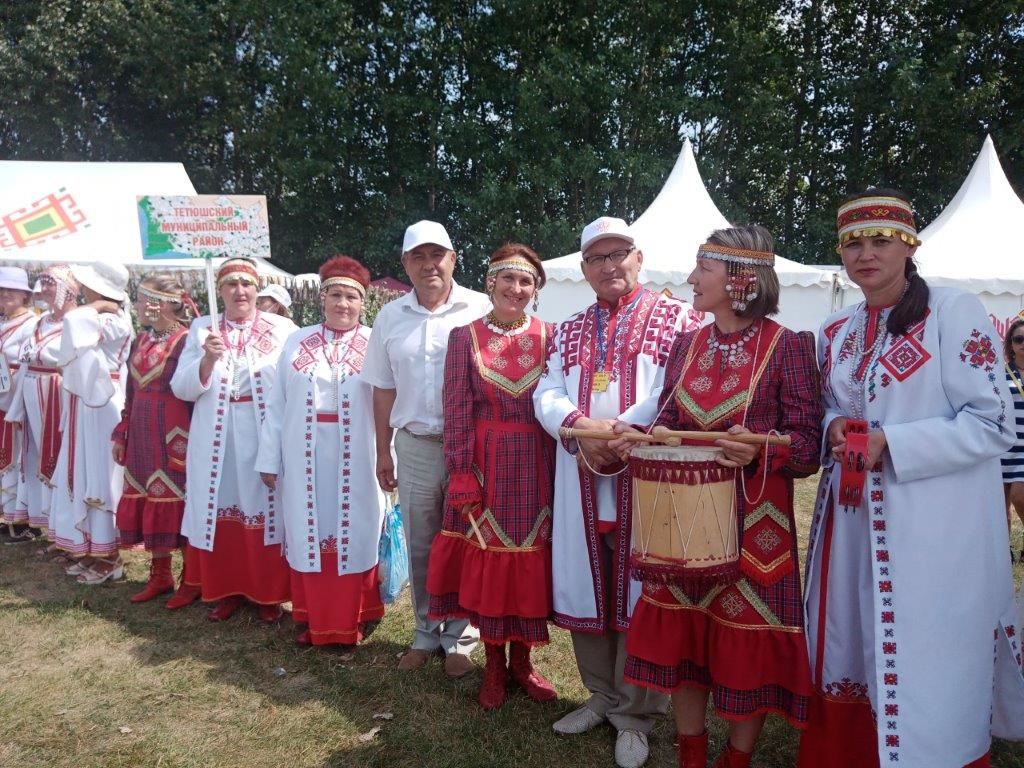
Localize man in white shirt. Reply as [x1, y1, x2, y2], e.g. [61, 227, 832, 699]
[362, 220, 490, 676]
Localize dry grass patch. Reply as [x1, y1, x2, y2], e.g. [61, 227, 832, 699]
[1, 475, 1023, 767]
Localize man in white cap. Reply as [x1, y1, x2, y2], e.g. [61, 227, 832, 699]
[256, 283, 293, 319]
[534, 216, 702, 768]
[362, 220, 489, 675]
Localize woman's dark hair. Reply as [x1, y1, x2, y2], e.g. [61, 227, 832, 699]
[840, 186, 928, 336]
[1004, 318, 1024, 363]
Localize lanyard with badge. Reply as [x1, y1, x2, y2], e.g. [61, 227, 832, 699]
[592, 292, 641, 393]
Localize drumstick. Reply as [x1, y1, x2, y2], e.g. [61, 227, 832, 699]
[462, 505, 488, 550]
[559, 425, 791, 447]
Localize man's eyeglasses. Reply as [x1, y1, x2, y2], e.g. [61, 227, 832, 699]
[583, 248, 634, 267]
[1012, 335, 1024, 344]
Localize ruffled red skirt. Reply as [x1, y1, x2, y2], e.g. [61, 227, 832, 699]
[185, 517, 289, 605]
[427, 531, 551, 645]
[116, 495, 185, 551]
[290, 554, 384, 646]
[625, 583, 811, 726]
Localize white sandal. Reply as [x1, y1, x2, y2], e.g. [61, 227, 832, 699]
[76, 560, 124, 585]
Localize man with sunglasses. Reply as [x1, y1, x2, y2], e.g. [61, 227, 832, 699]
[535, 216, 702, 768]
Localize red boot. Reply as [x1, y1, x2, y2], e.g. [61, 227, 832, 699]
[478, 643, 508, 711]
[207, 595, 244, 622]
[257, 603, 282, 622]
[712, 742, 752, 768]
[678, 731, 709, 768]
[130, 555, 175, 603]
[508, 641, 557, 702]
[166, 546, 201, 610]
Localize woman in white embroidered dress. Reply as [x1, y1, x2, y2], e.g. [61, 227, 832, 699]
[50, 262, 135, 583]
[257, 255, 386, 647]
[799, 188, 1014, 768]
[6, 265, 79, 545]
[171, 258, 296, 622]
[0, 267, 39, 540]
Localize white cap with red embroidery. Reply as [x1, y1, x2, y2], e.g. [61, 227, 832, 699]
[580, 216, 634, 253]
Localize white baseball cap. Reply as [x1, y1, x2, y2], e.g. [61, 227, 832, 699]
[0, 267, 30, 293]
[580, 216, 635, 253]
[70, 262, 129, 302]
[257, 283, 292, 308]
[402, 220, 454, 254]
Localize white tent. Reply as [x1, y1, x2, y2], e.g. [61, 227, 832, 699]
[538, 140, 836, 331]
[0, 161, 291, 281]
[836, 136, 1024, 337]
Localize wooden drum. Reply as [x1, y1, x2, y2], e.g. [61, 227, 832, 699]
[629, 445, 739, 589]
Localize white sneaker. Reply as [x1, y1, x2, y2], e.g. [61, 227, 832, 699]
[552, 705, 606, 735]
[614, 729, 649, 768]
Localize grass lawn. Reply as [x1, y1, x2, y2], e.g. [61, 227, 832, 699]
[2, 476, 1024, 767]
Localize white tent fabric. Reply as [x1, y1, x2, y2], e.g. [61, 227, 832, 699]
[538, 140, 835, 332]
[836, 136, 1024, 336]
[0, 161, 291, 281]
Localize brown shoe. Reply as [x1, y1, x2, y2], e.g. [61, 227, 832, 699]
[444, 652, 475, 678]
[397, 648, 431, 671]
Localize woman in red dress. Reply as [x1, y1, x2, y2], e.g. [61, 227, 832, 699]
[112, 275, 197, 606]
[613, 225, 822, 767]
[427, 243, 557, 710]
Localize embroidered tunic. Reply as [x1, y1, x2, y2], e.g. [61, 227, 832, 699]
[171, 311, 296, 604]
[427, 316, 556, 645]
[6, 312, 65, 528]
[255, 323, 385, 643]
[534, 287, 703, 632]
[112, 327, 191, 551]
[0, 311, 38, 521]
[800, 288, 1013, 768]
[623, 319, 822, 725]
[49, 307, 135, 557]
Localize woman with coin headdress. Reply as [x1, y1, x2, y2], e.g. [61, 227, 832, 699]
[171, 257, 296, 622]
[611, 225, 822, 767]
[0, 267, 40, 539]
[799, 189, 1013, 768]
[112, 274, 197, 604]
[426, 243, 557, 711]
[6, 264, 80, 542]
[256, 255, 387, 648]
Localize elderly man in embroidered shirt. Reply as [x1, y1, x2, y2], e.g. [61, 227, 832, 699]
[534, 216, 702, 768]
[362, 220, 489, 676]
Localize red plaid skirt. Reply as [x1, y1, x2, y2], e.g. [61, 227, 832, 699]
[116, 495, 185, 551]
[625, 580, 811, 726]
[290, 555, 384, 646]
[427, 532, 551, 645]
[185, 517, 289, 605]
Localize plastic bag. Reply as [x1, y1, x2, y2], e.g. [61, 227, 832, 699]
[377, 498, 409, 604]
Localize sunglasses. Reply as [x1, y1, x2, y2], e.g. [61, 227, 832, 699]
[1013, 335, 1024, 344]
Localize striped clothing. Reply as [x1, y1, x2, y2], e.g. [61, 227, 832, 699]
[1002, 362, 1024, 483]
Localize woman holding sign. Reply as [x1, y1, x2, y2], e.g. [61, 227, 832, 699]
[612, 225, 822, 768]
[171, 258, 296, 622]
[0, 267, 39, 540]
[256, 256, 386, 648]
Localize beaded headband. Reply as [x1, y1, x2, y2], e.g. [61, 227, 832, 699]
[320, 276, 366, 297]
[836, 196, 921, 247]
[216, 259, 259, 287]
[138, 284, 184, 304]
[696, 243, 775, 267]
[487, 256, 543, 286]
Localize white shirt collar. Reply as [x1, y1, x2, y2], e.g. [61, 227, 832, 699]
[400, 280, 472, 314]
